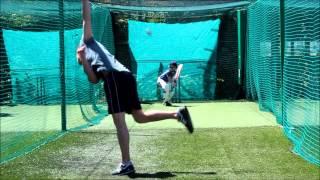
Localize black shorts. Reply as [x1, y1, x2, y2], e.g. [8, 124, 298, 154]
[102, 71, 142, 114]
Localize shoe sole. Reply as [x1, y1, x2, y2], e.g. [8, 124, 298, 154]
[182, 106, 193, 133]
[112, 169, 135, 176]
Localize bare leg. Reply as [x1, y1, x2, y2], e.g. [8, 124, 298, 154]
[131, 109, 178, 123]
[112, 112, 130, 163]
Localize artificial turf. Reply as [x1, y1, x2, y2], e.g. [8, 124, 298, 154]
[1, 127, 319, 179]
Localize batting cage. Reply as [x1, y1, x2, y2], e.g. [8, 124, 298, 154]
[0, 0, 319, 169]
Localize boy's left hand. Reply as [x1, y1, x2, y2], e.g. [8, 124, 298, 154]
[76, 46, 86, 65]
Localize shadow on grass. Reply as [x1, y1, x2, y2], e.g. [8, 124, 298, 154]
[172, 171, 216, 175]
[128, 171, 216, 179]
[128, 172, 175, 179]
[0, 113, 13, 117]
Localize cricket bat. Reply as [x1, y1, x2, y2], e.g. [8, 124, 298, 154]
[174, 64, 183, 80]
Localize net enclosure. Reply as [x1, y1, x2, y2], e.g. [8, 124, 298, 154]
[0, 0, 319, 167]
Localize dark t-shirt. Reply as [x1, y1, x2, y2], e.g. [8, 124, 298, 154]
[159, 70, 176, 82]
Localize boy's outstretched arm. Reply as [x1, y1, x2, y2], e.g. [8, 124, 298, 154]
[82, 0, 93, 41]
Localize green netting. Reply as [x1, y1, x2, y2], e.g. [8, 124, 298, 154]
[93, 0, 252, 7]
[109, 10, 245, 100]
[2, 0, 318, 168]
[0, 0, 248, 163]
[128, 19, 220, 100]
[0, 0, 112, 163]
[283, 0, 320, 166]
[246, 0, 319, 166]
[246, 0, 282, 118]
[99, 1, 250, 11]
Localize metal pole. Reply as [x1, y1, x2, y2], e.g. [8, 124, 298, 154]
[280, 0, 285, 125]
[40, 77, 43, 104]
[178, 76, 181, 103]
[59, 0, 66, 131]
[37, 77, 39, 104]
[237, 10, 242, 86]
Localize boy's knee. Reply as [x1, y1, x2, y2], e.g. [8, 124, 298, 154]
[133, 117, 144, 123]
[132, 111, 147, 123]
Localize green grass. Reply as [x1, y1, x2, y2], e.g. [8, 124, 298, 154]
[1, 127, 319, 179]
[0, 131, 62, 163]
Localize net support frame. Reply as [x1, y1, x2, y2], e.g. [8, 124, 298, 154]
[59, 0, 67, 131]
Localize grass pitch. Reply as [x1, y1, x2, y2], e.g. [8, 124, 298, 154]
[1, 128, 319, 179]
[1, 102, 319, 179]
